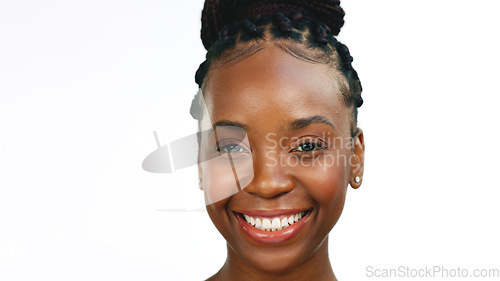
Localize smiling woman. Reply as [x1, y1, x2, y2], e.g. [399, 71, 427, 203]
[191, 1, 365, 280]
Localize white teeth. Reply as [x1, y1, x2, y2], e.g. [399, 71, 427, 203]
[281, 218, 289, 228]
[242, 211, 308, 231]
[271, 218, 281, 229]
[255, 218, 262, 229]
[262, 218, 272, 229]
[249, 216, 255, 226]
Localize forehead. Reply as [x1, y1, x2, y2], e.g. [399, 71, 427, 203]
[203, 45, 350, 134]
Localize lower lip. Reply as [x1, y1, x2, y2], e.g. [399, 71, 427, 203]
[235, 211, 312, 244]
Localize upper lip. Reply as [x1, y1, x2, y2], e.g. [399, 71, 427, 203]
[233, 208, 311, 217]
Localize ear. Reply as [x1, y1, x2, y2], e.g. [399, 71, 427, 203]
[349, 128, 365, 189]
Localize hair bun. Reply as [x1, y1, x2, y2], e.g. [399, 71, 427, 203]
[201, 0, 345, 50]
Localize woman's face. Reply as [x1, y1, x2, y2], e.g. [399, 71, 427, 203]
[200, 44, 364, 274]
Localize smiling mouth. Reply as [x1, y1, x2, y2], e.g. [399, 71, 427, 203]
[235, 209, 312, 232]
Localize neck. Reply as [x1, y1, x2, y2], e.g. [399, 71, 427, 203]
[208, 237, 337, 281]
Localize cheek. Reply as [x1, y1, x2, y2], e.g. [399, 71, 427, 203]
[201, 156, 254, 205]
[293, 151, 350, 206]
[202, 164, 235, 240]
[203, 163, 239, 205]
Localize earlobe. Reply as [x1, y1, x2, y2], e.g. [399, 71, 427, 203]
[350, 128, 365, 189]
[350, 175, 362, 189]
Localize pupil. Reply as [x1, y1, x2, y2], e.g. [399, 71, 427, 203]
[228, 145, 239, 152]
[303, 143, 314, 151]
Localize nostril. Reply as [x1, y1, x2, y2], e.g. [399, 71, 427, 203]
[242, 153, 295, 198]
[243, 177, 295, 198]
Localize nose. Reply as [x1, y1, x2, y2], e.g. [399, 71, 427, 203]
[243, 151, 295, 198]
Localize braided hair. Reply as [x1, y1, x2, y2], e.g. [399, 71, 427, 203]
[191, 0, 363, 137]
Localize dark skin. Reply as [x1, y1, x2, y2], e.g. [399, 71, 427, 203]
[200, 44, 364, 281]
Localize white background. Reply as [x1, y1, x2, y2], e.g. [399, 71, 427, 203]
[1, 0, 499, 280]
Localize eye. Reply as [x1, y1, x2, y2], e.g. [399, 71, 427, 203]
[216, 139, 250, 156]
[291, 137, 327, 152]
[219, 144, 246, 154]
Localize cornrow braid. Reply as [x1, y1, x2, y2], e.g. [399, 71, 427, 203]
[270, 12, 302, 41]
[193, 1, 363, 137]
[201, 0, 345, 50]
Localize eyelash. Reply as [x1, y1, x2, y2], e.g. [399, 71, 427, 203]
[214, 137, 327, 155]
[216, 139, 250, 155]
[290, 138, 327, 153]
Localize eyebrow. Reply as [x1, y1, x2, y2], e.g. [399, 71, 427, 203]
[289, 115, 336, 131]
[211, 116, 335, 132]
[212, 120, 250, 131]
